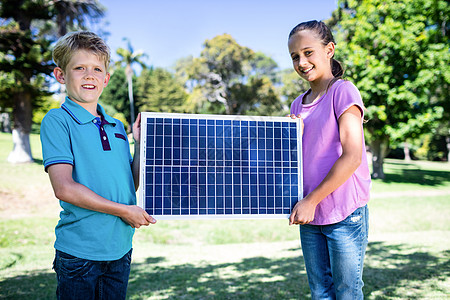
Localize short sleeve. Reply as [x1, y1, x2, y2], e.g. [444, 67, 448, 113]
[40, 111, 74, 171]
[290, 94, 304, 116]
[333, 81, 364, 119]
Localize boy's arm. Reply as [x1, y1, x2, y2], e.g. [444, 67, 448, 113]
[131, 113, 141, 191]
[48, 163, 156, 228]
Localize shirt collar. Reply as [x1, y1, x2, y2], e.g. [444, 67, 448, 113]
[61, 97, 117, 126]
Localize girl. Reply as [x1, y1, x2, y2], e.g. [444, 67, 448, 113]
[287, 20, 371, 299]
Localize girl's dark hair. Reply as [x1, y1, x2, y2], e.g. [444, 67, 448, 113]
[289, 20, 343, 78]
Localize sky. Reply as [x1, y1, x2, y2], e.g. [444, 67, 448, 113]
[101, 0, 337, 72]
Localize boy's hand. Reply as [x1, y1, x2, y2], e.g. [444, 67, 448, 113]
[132, 113, 141, 144]
[121, 205, 156, 228]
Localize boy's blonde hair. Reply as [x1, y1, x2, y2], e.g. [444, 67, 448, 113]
[52, 31, 111, 71]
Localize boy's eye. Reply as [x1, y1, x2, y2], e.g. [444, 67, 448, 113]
[291, 54, 299, 61]
[305, 51, 313, 56]
[74, 66, 84, 70]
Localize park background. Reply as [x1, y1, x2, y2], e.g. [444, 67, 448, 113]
[0, 0, 449, 299]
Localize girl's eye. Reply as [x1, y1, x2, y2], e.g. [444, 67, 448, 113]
[74, 66, 83, 70]
[95, 68, 103, 72]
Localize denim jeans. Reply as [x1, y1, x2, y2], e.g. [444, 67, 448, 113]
[300, 205, 369, 300]
[53, 249, 132, 300]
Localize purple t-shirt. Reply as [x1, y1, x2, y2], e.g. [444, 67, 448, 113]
[290, 79, 371, 225]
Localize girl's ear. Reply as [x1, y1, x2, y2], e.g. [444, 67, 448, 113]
[326, 42, 335, 59]
[53, 67, 65, 84]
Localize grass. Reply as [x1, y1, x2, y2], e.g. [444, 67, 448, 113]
[0, 132, 449, 299]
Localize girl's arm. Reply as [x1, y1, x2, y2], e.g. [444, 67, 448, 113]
[48, 163, 156, 228]
[289, 105, 363, 225]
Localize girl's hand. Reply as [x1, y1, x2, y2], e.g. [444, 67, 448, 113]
[287, 113, 301, 119]
[287, 114, 304, 135]
[289, 196, 317, 225]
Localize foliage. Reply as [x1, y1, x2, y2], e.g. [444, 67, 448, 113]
[0, 0, 106, 162]
[49, 0, 105, 36]
[115, 38, 148, 125]
[99, 67, 133, 128]
[279, 69, 309, 109]
[182, 34, 283, 116]
[414, 132, 449, 161]
[329, 0, 449, 177]
[250, 51, 280, 83]
[31, 95, 61, 133]
[136, 68, 189, 113]
[0, 11, 54, 119]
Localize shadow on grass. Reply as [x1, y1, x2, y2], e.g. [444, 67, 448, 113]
[127, 254, 308, 299]
[126, 242, 449, 299]
[363, 242, 450, 298]
[382, 168, 450, 186]
[0, 270, 56, 299]
[0, 242, 448, 299]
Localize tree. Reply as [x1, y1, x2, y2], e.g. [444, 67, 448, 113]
[184, 34, 283, 116]
[115, 38, 147, 126]
[99, 67, 132, 128]
[136, 68, 188, 113]
[50, 0, 105, 37]
[0, 0, 54, 163]
[0, 0, 106, 163]
[279, 68, 309, 109]
[249, 51, 279, 83]
[330, 0, 449, 178]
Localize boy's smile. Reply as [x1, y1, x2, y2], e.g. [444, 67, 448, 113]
[54, 50, 110, 115]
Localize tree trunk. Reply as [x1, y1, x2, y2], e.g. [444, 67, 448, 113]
[126, 68, 135, 126]
[446, 136, 450, 163]
[403, 142, 411, 161]
[7, 92, 33, 163]
[370, 138, 389, 179]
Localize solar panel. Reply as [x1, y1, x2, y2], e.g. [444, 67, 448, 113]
[138, 112, 302, 219]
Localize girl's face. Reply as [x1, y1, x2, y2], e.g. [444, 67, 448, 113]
[288, 30, 334, 83]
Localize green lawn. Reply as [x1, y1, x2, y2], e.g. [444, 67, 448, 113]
[0, 132, 449, 299]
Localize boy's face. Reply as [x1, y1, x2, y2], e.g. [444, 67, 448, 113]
[54, 50, 110, 110]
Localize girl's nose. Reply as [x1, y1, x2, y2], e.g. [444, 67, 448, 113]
[298, 56, 307, 67]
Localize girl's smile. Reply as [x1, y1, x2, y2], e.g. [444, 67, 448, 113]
[301, 66, 314, 74]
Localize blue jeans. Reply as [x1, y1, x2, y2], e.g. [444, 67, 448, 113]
[53, 249, 132, 300]
[300, 205, 369, 300]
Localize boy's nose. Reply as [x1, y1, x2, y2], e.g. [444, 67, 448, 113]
[84, 70, 95, 79]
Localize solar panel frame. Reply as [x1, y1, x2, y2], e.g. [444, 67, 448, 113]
[138, 112, 303, 219]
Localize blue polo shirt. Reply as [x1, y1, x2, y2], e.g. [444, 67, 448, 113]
[41, 97, 135, 261]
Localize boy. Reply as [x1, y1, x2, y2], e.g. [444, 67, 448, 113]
[40, 31, 156, 300]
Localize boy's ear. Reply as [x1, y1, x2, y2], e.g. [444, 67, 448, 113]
[53, 67, 65, 84]
[103, 72, 111, 87]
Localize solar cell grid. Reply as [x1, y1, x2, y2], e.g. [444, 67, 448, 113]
[139, 112, 303, 219]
